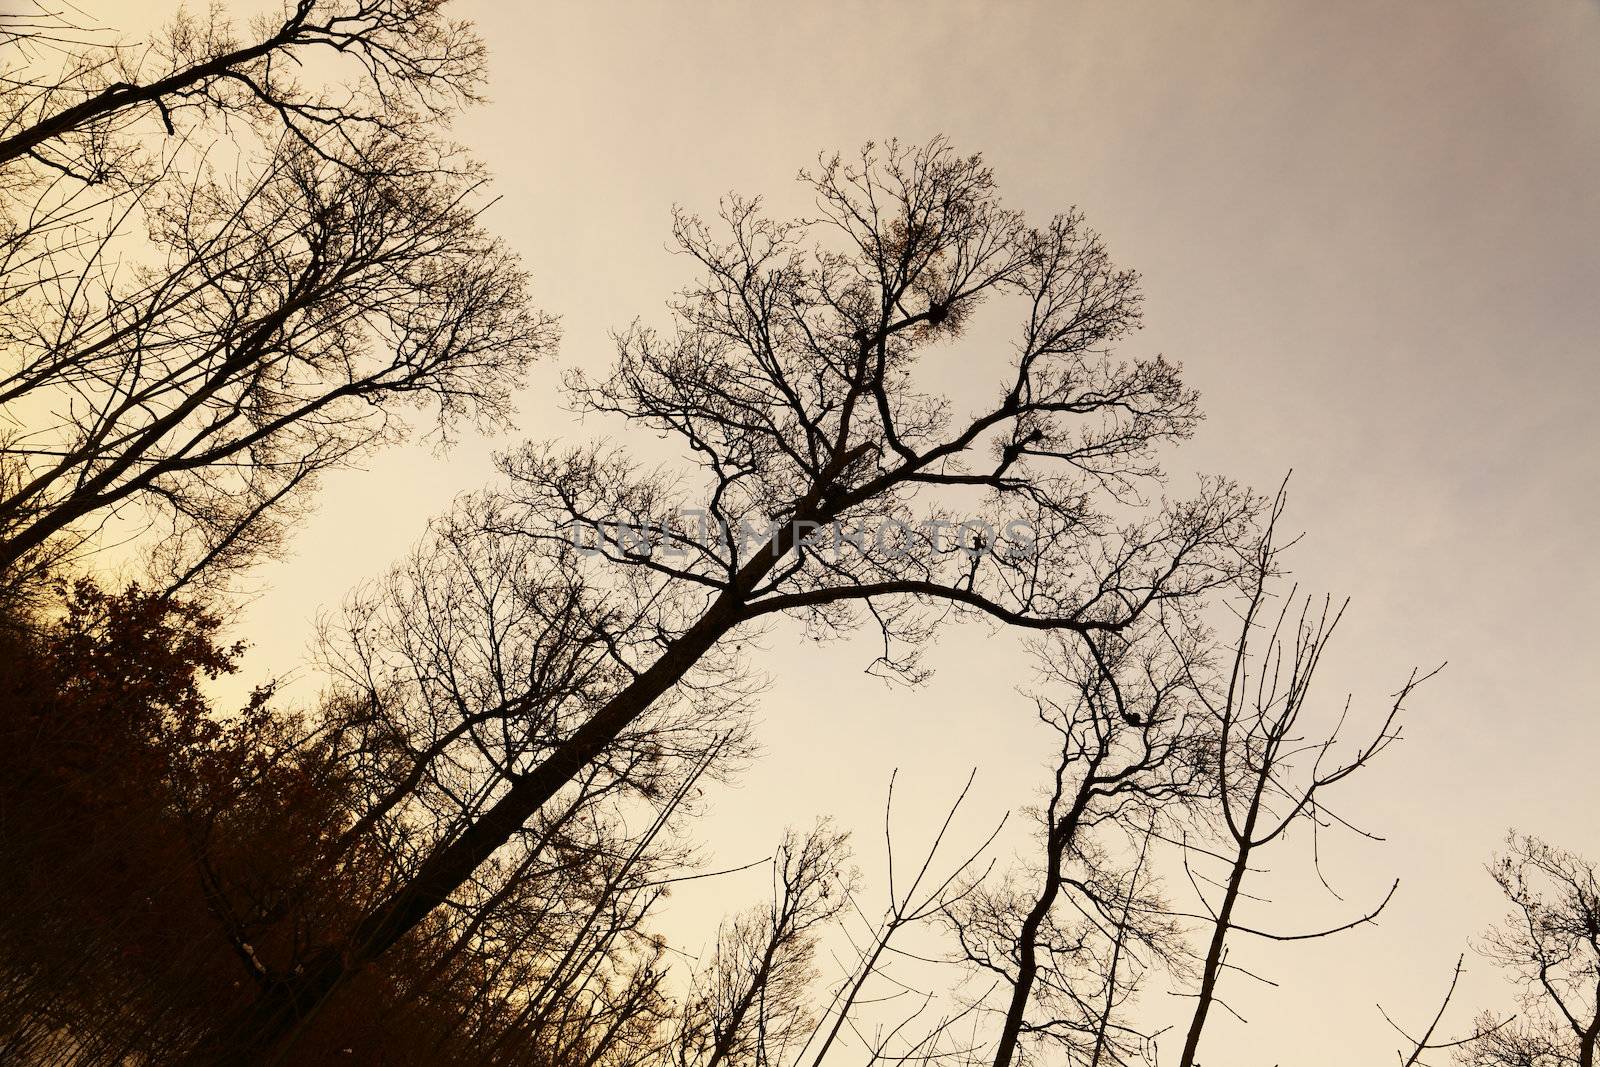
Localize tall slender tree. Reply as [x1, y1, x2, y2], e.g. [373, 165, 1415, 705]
[949, 621, 1204, 1067]
[1175, 493, 1428, 1067]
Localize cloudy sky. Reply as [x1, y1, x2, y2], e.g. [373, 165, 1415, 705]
[104, 0, 1597, 1061]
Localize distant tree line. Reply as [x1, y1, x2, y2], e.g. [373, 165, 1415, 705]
[1, 3, 1592, 1065]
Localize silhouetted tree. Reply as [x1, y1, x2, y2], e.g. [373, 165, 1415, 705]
[1174, 492, 1428, 1067]
[221, 137, 1257, 1056]
[674, 823, 853, 1067]
[0, 573, 699, 1066]
[948, 623, 1203, 1067]
[0, 0, 486, 174]
[1466, 834, 1600, 1067]
[0, 0, 552, 593]
[230, 501, 737, 1065]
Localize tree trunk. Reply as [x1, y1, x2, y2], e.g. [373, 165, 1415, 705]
[991, 783, 1094, 1067]
[217, 500, 835, 1061]
[1177, 789, 1263, 1067]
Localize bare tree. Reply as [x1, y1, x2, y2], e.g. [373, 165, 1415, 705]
[1174, 493, 1429, 1067]
[0, 1, 553, 593]
[49, 491, 737, 1065]
[948, 620, 1204, 1067]
[302, 496, 747, 1062]
[219, 138, 1257, 1056]
[0, 134, 552, 591]
[674, 823, 854, 1067]
[0, 572, 701, 1066]
[1466, 834, 1600, 1067]
[1, 0, 485, 176]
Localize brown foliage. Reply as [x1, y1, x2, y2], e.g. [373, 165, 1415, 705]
[0, 581, 673, 1065]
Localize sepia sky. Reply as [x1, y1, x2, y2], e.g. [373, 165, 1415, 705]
[91, 0, 1600, 1060]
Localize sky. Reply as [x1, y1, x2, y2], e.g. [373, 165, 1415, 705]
[86, 0, 1600, 1061]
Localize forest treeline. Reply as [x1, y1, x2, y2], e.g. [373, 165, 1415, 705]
[1, 3, 1595, 1065]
